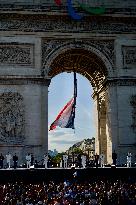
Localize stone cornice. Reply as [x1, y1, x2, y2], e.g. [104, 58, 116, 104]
[104, 77, 136, 86]
[0, 75, 51, 86]
[0, 144, 42, 147]
[0, 14, 135, 34]
[92, 77, 136, 98]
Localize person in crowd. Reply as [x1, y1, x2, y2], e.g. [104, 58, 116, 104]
[0, 178, 135, 205]
[13, 153, 18, 169]
[112, 150, 117, 165]
[26, 153, 31, 169]
[6, 152, 12, 169]
[0, 153, 4, 169]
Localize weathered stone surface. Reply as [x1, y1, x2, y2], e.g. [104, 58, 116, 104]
[0, 0, 135, 165]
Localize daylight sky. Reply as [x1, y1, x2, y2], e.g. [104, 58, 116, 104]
[48, 72, 96, 152]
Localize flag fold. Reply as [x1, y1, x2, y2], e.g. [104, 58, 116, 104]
[49, 97, 75, 131]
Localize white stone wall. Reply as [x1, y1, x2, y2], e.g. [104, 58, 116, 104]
[105, 84, 136, 165]
[117, 86, 136, 164]
[0, 83, 49, 166]
[0, 35, 46, 166]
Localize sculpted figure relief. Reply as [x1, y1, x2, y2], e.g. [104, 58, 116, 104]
[0, 92, 25, 144]
[130, 95, 136, 133]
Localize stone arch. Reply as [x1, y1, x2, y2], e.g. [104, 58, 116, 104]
[43, 42, 114, 82]
[44, 42, 113, 164]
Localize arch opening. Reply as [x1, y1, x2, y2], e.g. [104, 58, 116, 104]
[48, 72, 95, 155]
[47, 47, 112, 164]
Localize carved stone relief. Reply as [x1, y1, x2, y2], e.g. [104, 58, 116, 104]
[42, 39, 63, 66]
[42, 39, 114, 68]
[86, 40, 114, 66]
[107, 79, 136, 87]
[42, 39, 113, 90]
[122, 46, 136, 69]
[130, 95, 136, 133]
[0, 92, 25, 144]
[0, 15, 135, 34]
[0, 44, 34, 66]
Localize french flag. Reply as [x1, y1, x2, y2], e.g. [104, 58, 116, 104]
[49, 96, 75, 131]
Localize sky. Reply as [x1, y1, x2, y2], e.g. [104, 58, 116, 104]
[48, 72, 96, 152]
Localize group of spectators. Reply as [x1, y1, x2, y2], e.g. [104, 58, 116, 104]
[0, 178, 135, 205]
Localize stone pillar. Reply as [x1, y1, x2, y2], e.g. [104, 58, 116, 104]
[99, 99, 107, 164]
[106, 81, 136, 165]
[105, 84, 120, 165]
[93, 94, 100, 155]
[40, 78, 51, 156]
[93, 90, 112, 165]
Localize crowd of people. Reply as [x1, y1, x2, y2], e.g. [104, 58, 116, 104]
[0, 178, 135, 205]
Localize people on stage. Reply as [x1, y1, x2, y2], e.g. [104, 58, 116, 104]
[6, 152, 12, 169]
[0, 151, 135, 169]
[0, 153, 4, 169]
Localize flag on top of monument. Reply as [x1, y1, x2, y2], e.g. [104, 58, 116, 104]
[49, 96, 75, 131]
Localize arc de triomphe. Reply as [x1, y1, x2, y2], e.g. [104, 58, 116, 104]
[0, 0, 136, 165]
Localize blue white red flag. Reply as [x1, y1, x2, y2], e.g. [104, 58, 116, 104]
[49, 97, 75, 131]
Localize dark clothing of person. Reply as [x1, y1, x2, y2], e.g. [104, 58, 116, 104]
[13, 155, 18, 169]
[77, 154, 82, 168]
[31, 155, 34, 166]
[94, 154, 99, 168]
[112, 152, 117, 165]
[0, 155, 4, 169]
[34, 160, 38, 168]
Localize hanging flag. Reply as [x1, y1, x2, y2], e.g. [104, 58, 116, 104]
[49, 97, 75, 130]
[49, 72, 77, 131]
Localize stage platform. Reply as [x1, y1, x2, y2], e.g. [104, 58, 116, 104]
[0, 167, 135, 183]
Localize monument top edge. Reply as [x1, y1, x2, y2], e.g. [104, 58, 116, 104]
[0, 0, 135, 9]
[0, 1, 135, 17]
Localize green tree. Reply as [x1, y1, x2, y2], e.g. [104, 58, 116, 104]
[72, 147, 83, 155]
[52, 152, 65, 164]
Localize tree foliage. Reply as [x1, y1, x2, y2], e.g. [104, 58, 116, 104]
[72, 147, 83, 155]
[51, 152, 65, 164]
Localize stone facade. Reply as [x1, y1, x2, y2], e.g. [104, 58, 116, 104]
[0, 1, 135, 165]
